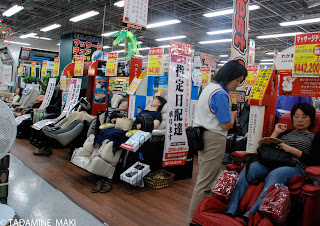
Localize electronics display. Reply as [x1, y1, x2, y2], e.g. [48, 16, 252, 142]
[19, 47, 59, 62]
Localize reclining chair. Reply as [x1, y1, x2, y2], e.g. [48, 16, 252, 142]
[9, 86, 39, 109]
[192, 112, 320, 226]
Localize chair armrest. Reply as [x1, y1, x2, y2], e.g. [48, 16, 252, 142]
[151, 129, 166, 136]
[305, 166, 320, 185]
[231, 151, 256, 163]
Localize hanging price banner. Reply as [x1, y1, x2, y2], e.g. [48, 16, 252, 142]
[200, 66, 211, 85]
[293, 32, 320, 77]
[105, 52, 118, 76]
[18, 63, 23, 76]
[31, 61, 36, 77]
[147, 48, 164, 76]
[53, 57, 60, 76]
[41, 60, 48, 78]
[74, 55, 84, 76]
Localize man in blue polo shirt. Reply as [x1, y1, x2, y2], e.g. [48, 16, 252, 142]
[188, 60, 248, 222]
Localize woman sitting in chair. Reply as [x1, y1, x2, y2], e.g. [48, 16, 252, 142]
[6, 87, 23, 103]
[226, 102, 320, 219]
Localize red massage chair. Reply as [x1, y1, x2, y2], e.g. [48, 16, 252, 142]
[192, 113, 320, 226]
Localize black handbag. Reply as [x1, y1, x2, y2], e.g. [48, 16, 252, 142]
[257, 143, 296, 169]
[186, 127, 205, 151]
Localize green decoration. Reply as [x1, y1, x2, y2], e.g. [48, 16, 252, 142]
[0, 18, 14, 47]
[105, 30, 141, 61]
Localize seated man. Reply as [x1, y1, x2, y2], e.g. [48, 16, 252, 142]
[109, 98, 128, 124]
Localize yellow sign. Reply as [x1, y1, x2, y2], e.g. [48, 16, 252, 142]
[18, 63, 23, 76]
[53, 57, 60, 76]
[148, 55, 162, 75]
[293, 32, 320, 76]
[249, 69, 272, 100]
[41, 60, 48, 78]
[200, 66, 211, 85]
[31, 62, 36, 77]
[106, 52, 118, 76]
[74, 55, 84, 76]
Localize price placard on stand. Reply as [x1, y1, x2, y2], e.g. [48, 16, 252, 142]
[105, 52, 118, 76]
[293, 32, 320, 77]
[249, 69, 272, 100]
[18, 63, 23, 76]
[74, 55, 84, 76]
[53, 57, 60, 76]
[200, 66, 211, 85]
[147, 48, 164, 76]
[31, 61, 36, 77]
[41, 60, 48, 78]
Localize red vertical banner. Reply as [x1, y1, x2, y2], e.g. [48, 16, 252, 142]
[129, 57, 142, 84]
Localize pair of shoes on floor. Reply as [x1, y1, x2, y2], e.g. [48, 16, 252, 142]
[91, 180, 112, 193]
[33, 147, 52, 156]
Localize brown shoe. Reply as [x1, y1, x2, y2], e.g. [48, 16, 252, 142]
[100, 180, 112, 193]
[91, 180, 104, 193]
[33, 147, 52, 156]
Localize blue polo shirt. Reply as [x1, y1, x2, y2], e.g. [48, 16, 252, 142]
[210, 81, 232, 124]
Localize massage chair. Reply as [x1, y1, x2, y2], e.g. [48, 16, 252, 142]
[192, 113, 320, 226]
[9, 86, 39, 109]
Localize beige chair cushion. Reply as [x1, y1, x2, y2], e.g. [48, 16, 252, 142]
[115, 118, 133, 131]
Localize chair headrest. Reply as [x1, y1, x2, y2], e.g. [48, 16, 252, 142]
[278, 113, 320, 134]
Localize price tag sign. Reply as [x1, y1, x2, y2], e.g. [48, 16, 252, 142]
[18, 63, 23, 76]
[249, 69, 272, 100]
[105, 52, 118, 76]
[31, 61, 36, 77]
[200, 66, 211, 85]
[41, 60, 48, 78]
[148, 48, 164, 76]
[293, 32, 320, 77]
[53, 57, 60, 76]
[74, 55, 84, 76]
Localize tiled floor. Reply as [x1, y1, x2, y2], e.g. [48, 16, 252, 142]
[7, 154, 105, 226]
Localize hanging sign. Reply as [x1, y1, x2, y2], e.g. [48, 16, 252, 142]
[60, 75, 67, 91]
[127, 72, 147, 95]
[248, 39, 255, 65]
[245, 65, 259, 96]
[18, 63, 24, 76]
[147, 48, 164, 76]
[41, 60, 48, 78]
[39, 78, 56, 109]
[163, 41, 193, 167]
[293, 32, 320, 77]
[72, 33, 102, 62]
[231, 0, 249, 66]
[274, 46, 294, 70]
[229, 90, 246, 104]
[74, 55, 84, 76]
[105, 52, 118, 76]
[279, 70, 320, 97]
[200, 66, 211, 85]
[31, 62, 36, 77]
[2, 65, 12, 84]
[249, 69, 273, 100]
[122, 0, 149, 30]
[53, 57, 60, 76]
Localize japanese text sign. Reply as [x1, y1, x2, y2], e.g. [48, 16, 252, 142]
[105, 52, 118, 76]
[147, 48, 163, 76]
[72, 33, 102, 62]
[200, 66, 211, 85]
[74, 55, 84, 76]
[41, 60, 48, 78]
[229, 90, 246, 104]
[170, 41, 193, 57]
[122, 0, 149, 30]
[31, 61, 36, 77]
[293, 32, 320, 77]
[249, 69, 272, 100]
[53, 57, 60, 76]
[18, 63, 23, 76]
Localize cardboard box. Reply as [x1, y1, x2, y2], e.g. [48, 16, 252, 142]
[0, 155, 10, 170]
[120, 162, 150, 185]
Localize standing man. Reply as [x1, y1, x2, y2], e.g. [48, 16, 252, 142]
[187, 60, 247, 222]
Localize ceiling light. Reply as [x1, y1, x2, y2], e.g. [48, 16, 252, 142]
[103, 46, 111, 49]
[119, 41, 143, 46]
[159, 45, 170, 48]
[40, 24, 61, 32]
[147, 19, 181, 28]
[19, 33, 37, 39]
[266, 52, 274, 55]
[257, 32, 303, 39]
[138, 47, 150, 51]
[30, 36, 40, 39]
[220, 61, 228, 63]
[114, 1, 124, 7]
[101, 31, 118, 37]
[219, 55, 228, 57]
[260, 59, 273, 62]
[112, 50, 125, 53]
[203, 5, 260, 18]
[155, 35, 187, 41]
[57, 43, 60, 46]
[3, 5, 24, 17]
[218, 64, 225, 67]
[69, 11, 99, 22]
[207, 29, 233, 35]
[260, 63, 273, 65]
[199, 38, 232, 44]
[280, 17, 320, 26]
[40, 37, 52, 40]
[4, 40, 30, 45]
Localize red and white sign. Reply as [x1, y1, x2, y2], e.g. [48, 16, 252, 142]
[41, 60, 48, 78]
[53, 57, 60, 76]
[105, 52, 118, 76]
[200, 66, 211, 85]
[163, 41, 193, 167]
[122, 0, 149, 29]
[74, 55, 84, 76]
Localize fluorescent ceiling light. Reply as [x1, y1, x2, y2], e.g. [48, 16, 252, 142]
[280, 17, 320, 26]
[204, 5, 260, 18]
[260, 63, 273, 65]
[266, 52, 274, 55]
[159, 45, 170, 48]
[20, 33, 37, 39]
[260, 59, 273, 62]
[218, 64, 225, 67]
[219, 55, 228, 57]
[138, 47, 150, 51]
[155, 35, 187, 41]
[30, 36, 40, 39]
[199, 38, 232, 44]
[3, 5, 24, 17]
[112, 50, 125, 53]
[57, 43, 60, 46]
[103, 46, 111, 49]
[101, 31, 118, 37]
[40, 37, 52, 40]
[220, 61, 228, 63]
[40, 24, 61, 32]
[147, 19, 181, 28]
[207, 29, 233, 35]
[69, 11, 99, 22]
[4, 40, 30, 45]
[257, 32, 303, 39]
[119, 41, 143, 46]
[114, 1, 124, 7]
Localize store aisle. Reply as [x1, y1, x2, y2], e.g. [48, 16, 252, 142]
[7, 154, 105, 226]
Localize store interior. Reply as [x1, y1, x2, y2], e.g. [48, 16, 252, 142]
[0, 0, 320, 225]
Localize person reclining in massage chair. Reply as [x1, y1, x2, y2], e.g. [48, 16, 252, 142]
[225, 102, 320, 220]
[108, 98, 128, 124]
